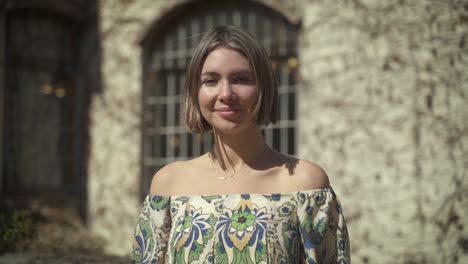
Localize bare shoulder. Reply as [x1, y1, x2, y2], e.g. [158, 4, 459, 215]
[149, 160, 188, 196]
[149, 155, 209, 195]
[289, 159, 330, 190]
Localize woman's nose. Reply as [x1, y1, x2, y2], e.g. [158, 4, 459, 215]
[219, 80, 235, 100]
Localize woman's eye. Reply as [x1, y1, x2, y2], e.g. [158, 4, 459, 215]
[233, 76, 253, 84]
[202, 79, 217, 85]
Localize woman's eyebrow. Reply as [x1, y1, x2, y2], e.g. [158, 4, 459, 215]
[231, 70, 253, 76]
[201, 72, 219, 77]
[201, 70, 253, 77]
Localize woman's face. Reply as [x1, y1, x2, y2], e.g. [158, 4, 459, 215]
[198, 47, 259, 134]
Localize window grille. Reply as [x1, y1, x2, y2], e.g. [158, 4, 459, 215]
[142, 3, 299, 192]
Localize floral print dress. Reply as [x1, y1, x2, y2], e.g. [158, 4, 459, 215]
[132, 187, 350, 264]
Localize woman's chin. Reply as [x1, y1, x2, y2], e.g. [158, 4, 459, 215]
[211, 121, 258, 135]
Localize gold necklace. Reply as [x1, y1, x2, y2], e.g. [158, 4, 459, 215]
[209, 155, 250, 180]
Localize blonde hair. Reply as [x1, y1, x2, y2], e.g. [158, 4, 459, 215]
[182, 25, 278, 133]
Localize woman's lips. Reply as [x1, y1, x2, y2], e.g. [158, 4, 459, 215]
[215, 108, 241, 118]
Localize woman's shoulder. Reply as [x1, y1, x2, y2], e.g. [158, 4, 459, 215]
[149, 156, 208, 195]
[283, 158, 330, 191]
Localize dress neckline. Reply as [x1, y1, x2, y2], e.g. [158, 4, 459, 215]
[148, 186, 333, 199]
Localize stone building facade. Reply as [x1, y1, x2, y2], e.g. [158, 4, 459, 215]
[1, 0, 467, 263]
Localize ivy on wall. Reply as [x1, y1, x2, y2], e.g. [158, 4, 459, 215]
[299, 0, 468, 263]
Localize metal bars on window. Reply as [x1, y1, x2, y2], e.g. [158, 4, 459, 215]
[142, 4, 298, 190]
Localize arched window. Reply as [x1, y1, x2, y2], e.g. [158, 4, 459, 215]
[141, 1, 299, 192]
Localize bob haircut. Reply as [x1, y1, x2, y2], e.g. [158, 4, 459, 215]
[182, 25, 278, 134]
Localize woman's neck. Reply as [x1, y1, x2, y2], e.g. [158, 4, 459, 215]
[210, 127, 269, 171]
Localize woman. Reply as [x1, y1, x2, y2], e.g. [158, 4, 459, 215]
[132, 25, 350, 263]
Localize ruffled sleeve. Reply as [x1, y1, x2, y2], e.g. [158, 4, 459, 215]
[132, 195, 171, 264]
[296, 188, 351, 263]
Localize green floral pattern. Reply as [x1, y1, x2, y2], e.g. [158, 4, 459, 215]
[132, 188, 350, 263]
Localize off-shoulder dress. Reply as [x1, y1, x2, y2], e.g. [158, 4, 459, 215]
[132, 187, 350, 263]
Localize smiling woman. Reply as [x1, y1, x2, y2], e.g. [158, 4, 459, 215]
[183, 26, 278, 136]
[198, 47, 259, 135]
[132, 26, 351, 263]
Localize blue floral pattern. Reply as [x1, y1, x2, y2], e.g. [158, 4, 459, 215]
[171, 203, 217, 263]
[215, 195, 269, 263]
[132, 188, 350, 263]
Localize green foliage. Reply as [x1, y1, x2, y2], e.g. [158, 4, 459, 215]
[0, 210, 33, 253]
[0, 207, 107, 255]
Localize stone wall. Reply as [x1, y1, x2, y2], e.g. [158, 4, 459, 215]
[87, 0, 167, 255]
[89, 0, 468, 262]
[298, 0, 468, 263]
